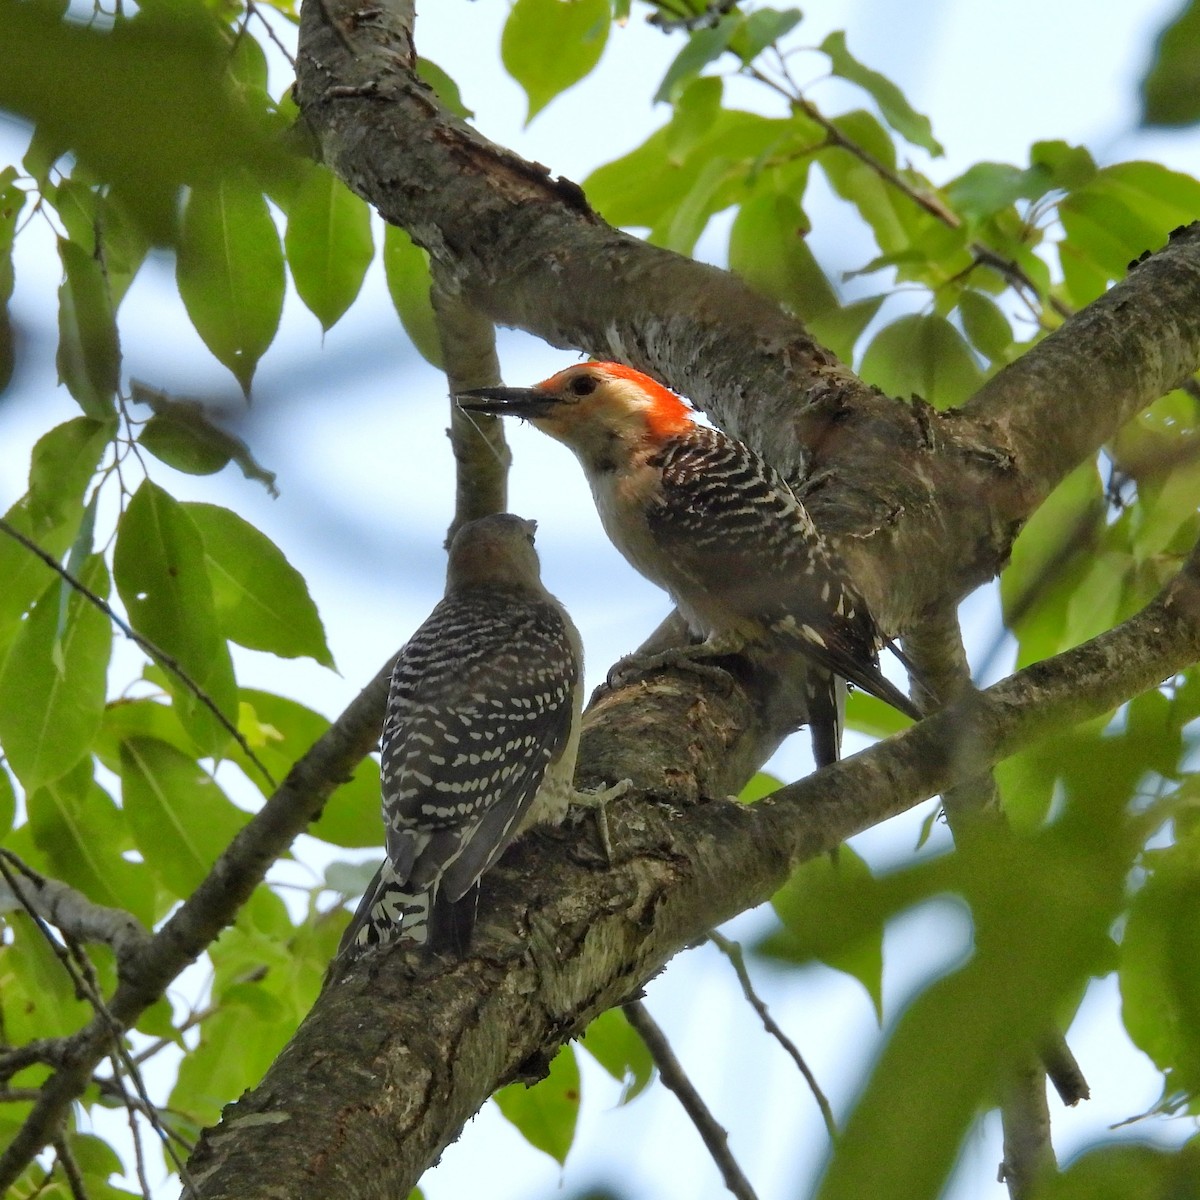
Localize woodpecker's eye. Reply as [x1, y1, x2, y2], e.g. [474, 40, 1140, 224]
[568, 374, 598, 397]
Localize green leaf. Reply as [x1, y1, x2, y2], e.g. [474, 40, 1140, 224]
[579, 1008, 654, 1103]
[0, 765, 13, 837]
[0, 167, 24, 392]
[820, 32, 943, 155]
[664, 155, 736, 254]
[1141, 0, 1200, 127]
[1, 914, 94, 1042]
[957, 292, 1013, 363]
[56, 237, 119, 416]
[730, 8, 802, 63]
[417, 58, 472, 120]
[1121, 838, 1200, 1093]
[182, 501, 333, 666]
[28, 758, 155, 927]
[170, 979, 293, 1127]
[502, 0, 610, 123]
[1059, 163, 1200, 304]
[113, 480, 237, 756]
[120, 736, 247, 897]
[859, 313, 984, 408]
[766, 846, 885, 1018]
[585, 109, 789, 237]
[738, 771, 783, 803]
[285, 165, 374, 331]
[234, 690, 381, 845]
[729, 192, 830, 316]
[0, 500, 71, 656]
[177, 176, 285, 394]
[50, 177, 149, 308]
[0, 554, 111, 792]
[0, 1, 296, 241]
[654, 15, 738, 104]
[1030, 140, 1096, 191]
[131, 381, 278, 494]
[808, 296, 885, 365]
[382, 225, 442, 366]
[27, 416, 113, 534]
[494, 1043, 580, 1164]
[1042, 1141, 1200, 1199]
[817, 821, 1122, 1200]
[1001, 462, 1105, 665]
[664, 76, 723, 164]
[944, 161, 1048, 220]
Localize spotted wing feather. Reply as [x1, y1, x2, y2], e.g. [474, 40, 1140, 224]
[646, 426, 920, 722]
[341, 589, 578, 953]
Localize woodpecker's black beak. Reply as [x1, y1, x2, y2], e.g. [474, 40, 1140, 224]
[456, 386, 560, 418]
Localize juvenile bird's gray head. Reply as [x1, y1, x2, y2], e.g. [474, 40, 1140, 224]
[446, 513, 542, 593]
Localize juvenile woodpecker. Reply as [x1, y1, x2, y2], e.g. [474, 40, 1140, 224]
[339, 513, 622, 957]
[458, 363, 920, 764]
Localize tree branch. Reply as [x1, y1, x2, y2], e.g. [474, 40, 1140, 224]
[624, 999, 760, 1200]
[0, 657, 396, 1194]
[965, 223, 1200, 514]
[708, 930, 836, 1137]
[293, 0, 1200, 641]
[998, 1057, 1056, 1200]
[180, 538, 1200, 1199]
[430, 267, 511, 543]
[0, 851, 151, 971]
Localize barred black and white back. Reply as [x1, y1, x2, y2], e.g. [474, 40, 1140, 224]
[338, 516, 582, 957]
[644, 425, 920, 725]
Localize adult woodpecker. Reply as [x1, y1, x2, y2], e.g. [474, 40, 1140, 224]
[457, 363, 920, 765]
[338, 512, 624, 957]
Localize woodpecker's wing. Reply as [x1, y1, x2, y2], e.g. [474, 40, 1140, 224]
[646, 426, 920, 720]
[381, 589, 579, 904]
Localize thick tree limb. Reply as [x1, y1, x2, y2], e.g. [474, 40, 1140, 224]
[181, 541, 1200, 1200]
[293, 0, 1200, 631]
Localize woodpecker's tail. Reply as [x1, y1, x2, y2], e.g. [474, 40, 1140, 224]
[337, 860, 482, 959]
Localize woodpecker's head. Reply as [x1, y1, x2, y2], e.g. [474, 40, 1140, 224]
[457, 362, 694, 470]
[446, 513, 542, 593]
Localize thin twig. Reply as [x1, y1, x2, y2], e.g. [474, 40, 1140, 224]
[0, 1040, 72, 1082]
[708, 930, 837, 1137]
[1, 851, 197, 1193]
[0, 516, 277, 789]
[53, 1138, 87, 1200]
[0, 654, 396, 1191]
[742, 63, 1070, 320]
[624, 1000, 760, 1200]
[998, 1056, 1056, 1199]
[247, 0, 299, 66]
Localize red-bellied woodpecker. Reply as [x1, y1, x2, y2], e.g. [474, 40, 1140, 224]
[458, 363, 921, 765]
[339, 512, 626, 957]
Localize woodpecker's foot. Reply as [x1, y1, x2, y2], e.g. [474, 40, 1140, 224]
[792, 465, 837, 499]
[570, 778, 632, 864]
[608, 647, 736, 693]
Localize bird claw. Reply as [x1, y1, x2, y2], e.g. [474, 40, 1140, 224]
[606, 647, 736, 694]
[571, 778, 631, 864]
